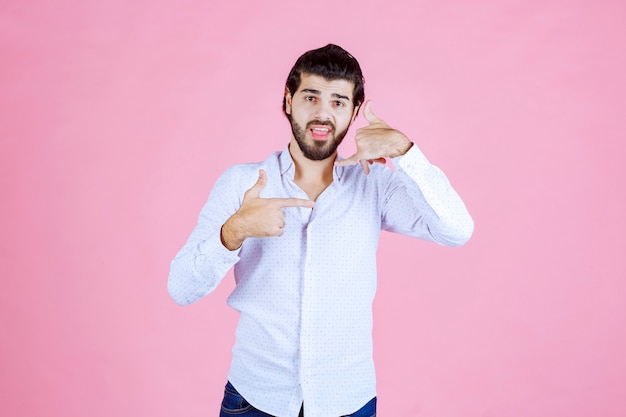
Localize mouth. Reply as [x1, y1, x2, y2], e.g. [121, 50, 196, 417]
[309, 124, 333, 141]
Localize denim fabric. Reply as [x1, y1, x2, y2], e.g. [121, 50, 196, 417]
[219, 381, 376, 417]
[219, 381, 270, 417]
[343, 397, 376, 417]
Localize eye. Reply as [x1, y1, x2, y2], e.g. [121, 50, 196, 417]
[334, 100, 345, 107]
[305, 96, 317, 102]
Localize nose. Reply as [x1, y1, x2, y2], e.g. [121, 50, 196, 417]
[313, 100, 332, 121]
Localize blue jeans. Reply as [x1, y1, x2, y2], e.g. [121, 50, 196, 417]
[219, 381, 376, 417]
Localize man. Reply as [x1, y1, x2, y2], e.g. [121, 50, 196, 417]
[168, 44, 473, 417]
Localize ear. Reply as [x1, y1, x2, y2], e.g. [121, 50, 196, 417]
[351, 104, 361, 122]
[284, 87, 292, 115]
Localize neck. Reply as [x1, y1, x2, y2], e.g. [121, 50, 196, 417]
[288, 139, 335, 189]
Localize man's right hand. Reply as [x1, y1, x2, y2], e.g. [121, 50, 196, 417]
[220, 169, 315, 250]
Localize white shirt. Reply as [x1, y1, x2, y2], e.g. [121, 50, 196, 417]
[168, 144, 473, 417]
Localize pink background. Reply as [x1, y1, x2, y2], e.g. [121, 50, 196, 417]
[2, 1, 625, 416]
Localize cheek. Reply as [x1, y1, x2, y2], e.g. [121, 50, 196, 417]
[337, 114, 353, 130]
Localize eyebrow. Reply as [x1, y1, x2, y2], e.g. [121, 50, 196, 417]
[300, 88, 351, 101]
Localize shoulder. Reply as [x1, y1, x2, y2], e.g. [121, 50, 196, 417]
[217, 151, 281, 186]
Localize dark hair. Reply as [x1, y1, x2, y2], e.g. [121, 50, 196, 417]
[282, 44, 365, 115]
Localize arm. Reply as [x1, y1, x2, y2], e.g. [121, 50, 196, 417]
[336, 100, 473, 246]
[167, 167, 244, 306]
[383, 144, 474, 246]
[167, 167, 315, 306]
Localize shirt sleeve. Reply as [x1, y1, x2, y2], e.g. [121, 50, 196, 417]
[382, 143, 474, 246]
[167, 167, 245, 306]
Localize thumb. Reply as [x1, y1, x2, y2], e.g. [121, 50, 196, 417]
[363, 100, 381, 124]
[245, 169, 267, 199]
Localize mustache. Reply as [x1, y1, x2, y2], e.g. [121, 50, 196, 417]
[306, 120, 335, 130]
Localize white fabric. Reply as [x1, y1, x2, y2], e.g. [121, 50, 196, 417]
[168, 144, 473, 417]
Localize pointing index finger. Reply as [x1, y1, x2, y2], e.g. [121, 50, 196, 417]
[273, 197, 315, 208]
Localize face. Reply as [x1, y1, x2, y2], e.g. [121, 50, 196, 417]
[285, 73, 358, 161]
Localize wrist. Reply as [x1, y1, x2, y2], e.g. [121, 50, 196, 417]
[389, 132, 413, 158]
[221, 215, 245, 250]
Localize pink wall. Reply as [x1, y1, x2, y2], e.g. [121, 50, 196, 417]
[2, 1, 625, 416]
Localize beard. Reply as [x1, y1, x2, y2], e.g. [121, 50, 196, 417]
[288, 116, 350, 161]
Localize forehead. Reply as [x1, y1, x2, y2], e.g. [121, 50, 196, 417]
[295, 73, 355, 99]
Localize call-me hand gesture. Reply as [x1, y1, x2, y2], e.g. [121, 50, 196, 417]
[220, 169, 315, 250]
[335, 101, 413, 174]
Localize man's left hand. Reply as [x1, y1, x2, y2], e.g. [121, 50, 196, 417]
[335, 100, 413, 174]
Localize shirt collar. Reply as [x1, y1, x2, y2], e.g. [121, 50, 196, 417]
[278, 145, 345, 182]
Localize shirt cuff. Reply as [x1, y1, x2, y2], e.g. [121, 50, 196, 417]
[391, 142, 431, 178]
[198, 230, 242, 262]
